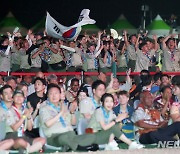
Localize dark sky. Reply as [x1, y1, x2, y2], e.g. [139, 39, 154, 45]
[0, 0, 180, 29]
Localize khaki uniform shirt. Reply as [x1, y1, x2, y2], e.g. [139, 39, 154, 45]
[162, 47, 180, 72]
[11, 47, 21, 65]
[71, 47, 83, 67]
[39, 102, 73, 138]
[135, 50, 150, 72]
[30, 48, 42, 68]
[127, 44, 137, 60]
[88, 107, 116, 132]
[20, 49, 31, 69]
[65, 90, 77, 103]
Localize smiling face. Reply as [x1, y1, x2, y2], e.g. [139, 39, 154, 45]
[112, 78, 120, 90]
[34, 80, 45, 93]
[13, 94, 24, 105]
[119, 95, 129, 105]
[103, 96, 114, 111]
[141, 92, 153, 108]
[1, 88, 13, 103]
[48, 87, 61, 104]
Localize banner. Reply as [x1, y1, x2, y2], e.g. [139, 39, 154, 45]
[45, 9, 96, 41]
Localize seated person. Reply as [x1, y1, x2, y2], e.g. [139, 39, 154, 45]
[132, 91, 180, 144]
[39, 84, 143, 151]
[154, 86, 173, 121]
[88, 93, 143, 150]
[113, 91, 135, 139]
[79, 80, 106, 120]
[0, 139, 14, 150]
[6, 90, 45, 153]
[170, 83, 180, 122]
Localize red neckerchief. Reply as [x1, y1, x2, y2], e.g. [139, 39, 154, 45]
[12, 104, 23, 119]
[12, 104, 25, 135]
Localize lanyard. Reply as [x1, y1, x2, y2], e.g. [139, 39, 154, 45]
[101, 107, 110, 124]
[91, 97, 99, 109]
[119, 106, 129, 124]
[47, 101, 66, 127]
[12, 104, 25, 137]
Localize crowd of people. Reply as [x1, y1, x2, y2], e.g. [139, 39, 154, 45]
[0, 69, 180, 153]
[0, 28, 180, 153]
[0, 28, 180, 73]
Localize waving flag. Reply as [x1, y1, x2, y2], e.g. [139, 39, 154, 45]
[45, 9, 96, 41]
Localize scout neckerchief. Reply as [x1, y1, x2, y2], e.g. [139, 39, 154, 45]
[91, 97, 99, 109]
[12, 104, 26, 137]
[101, 106, 110, 124]
[0, 101, 9, 111]
[47, 101, 66, 127]
[40, 47, 51, 62]
[107, 52, 111, 65]
[169, 49, 176, 62]
[87, 52, 98, 69]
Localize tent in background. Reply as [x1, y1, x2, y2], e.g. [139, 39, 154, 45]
[31, 16, 45, 33]
[147, 14, 171, 36]
[0, 12, 27, 35]
[111, 14, 137, 35]
[81, 24, 100, 35]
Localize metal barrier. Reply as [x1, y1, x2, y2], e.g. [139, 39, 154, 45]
[0, 71, 180, 76]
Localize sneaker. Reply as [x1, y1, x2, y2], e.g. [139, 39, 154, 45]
[128, 141, 144, 150]
[105, 140, 119, 151]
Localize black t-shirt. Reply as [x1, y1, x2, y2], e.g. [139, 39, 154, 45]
[27, 92, 47, 110]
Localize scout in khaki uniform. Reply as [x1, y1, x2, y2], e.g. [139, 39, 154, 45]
[135, 42, 151, 72]
[124, 31, 137, 72]
[79, 80, 106, 120]
[162, 36, 180, 72]
[87, 93, 144, 150]
[39, 84, 144, 151]
[0, 85, 45, 153]
[39, 84, 98, 151]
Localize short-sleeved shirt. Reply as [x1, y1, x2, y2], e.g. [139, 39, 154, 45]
[88, 107, 116, 132]
[0, 107, 7, 122]
[20, 49, 31, 69]
[162, 47, 180, 72]
[39, 102, 73, 137]
[126, 44, 137, 60]
[30, 48, 42, 68]
[27, 92, 47, 111]
[131, 105, 164, 132]
[65, 90, 77, 103]
[0, 106, 29, 133]
[135, 50, 150, 72]
[11, 47, 21, 65]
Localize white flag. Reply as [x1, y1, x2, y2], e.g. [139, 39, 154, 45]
[45, 9, 96, 41]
